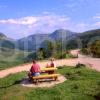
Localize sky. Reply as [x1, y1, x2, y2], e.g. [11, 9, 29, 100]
[0, 0, 100, 39]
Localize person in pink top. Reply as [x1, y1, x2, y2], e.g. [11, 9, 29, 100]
[46, 58, 56, 74]
[29, 60, 41, 76]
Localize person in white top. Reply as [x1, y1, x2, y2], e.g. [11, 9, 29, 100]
[46, 58, 56, 74]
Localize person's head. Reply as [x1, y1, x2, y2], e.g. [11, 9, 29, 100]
[50, 58, 55, 62]
[32, 60, 36, 64]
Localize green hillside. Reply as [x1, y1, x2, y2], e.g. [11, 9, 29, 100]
[66, 29, 100, 50]
[0, 47, 29, 70]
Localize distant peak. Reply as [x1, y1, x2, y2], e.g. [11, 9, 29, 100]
[0, 32, 6, 37]
[53, 29, 73, 33]
[0, 32, 7, 39]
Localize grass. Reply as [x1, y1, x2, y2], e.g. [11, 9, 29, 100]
[65, 53, 77, 59]
[0, 66, 100, 100]
[0, 47, 30, 70]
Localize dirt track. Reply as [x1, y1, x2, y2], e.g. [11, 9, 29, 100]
[0, 50, 100, 78]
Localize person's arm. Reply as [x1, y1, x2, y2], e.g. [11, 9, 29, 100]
[46, 63, 50, 68]
[30, 65, 35, 73]
[54, 62, 56, 68]
[30, 66, 32, 72]
[38, 64, 41, 72]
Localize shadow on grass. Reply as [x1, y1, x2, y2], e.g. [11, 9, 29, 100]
[0, 79, 22, 89]
[94, 92, 100, 100]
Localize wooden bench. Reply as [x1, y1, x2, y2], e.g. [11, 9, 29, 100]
[41, 67, 57, 71]
[31, 74, 60, 84]
[41, 67, 57, 74]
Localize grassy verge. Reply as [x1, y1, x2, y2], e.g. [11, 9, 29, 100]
[0, 66, 100, 100]
[0, 47, 30, 70]
[0, 60, 26, 70]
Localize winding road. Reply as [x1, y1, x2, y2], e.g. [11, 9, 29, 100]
[0, 50, 100, 78]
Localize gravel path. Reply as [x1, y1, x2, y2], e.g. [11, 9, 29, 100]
[0, 49, 100, 78]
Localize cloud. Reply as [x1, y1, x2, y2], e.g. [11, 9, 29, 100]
[0, 14, 71, 39]
[0, 15, 70, 25]
[76, 23, 88, 27]
[94, 21, 100, 26]
[65, 3, 77, 8]
[0, 17, 37, 25]
[42, 11, 51, 15]
[92, 15, 100, 26]
[93, 16, 100, 19]
[0, 14, 97, 39]
[70, 23, 89, 32]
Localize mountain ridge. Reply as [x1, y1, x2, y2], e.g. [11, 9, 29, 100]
[0, 28, 100, 51]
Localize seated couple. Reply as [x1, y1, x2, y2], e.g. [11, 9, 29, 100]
[28, 58, 56, 77]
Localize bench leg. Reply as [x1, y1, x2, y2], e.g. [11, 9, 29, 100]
[28, 76, 33, 82]
[54, 77, 58, 81]
[35, 79, 38, 85]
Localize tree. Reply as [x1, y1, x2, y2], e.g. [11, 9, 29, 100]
[37, 48, 46, 60]
[89, 40, 100, 57]
[42, 40, 55, 58]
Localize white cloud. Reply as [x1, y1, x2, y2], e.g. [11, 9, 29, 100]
[65, 3, 77, 8]
[0, 15, 70, 25]
[0, 14, 71, 38]
[0, 17, 37, 25]
[0, 14, 97, 39]
[42, 11, 51, 15]
[92, 15, 100, 26]
[77, 23, 88, 27]
[94, 21, 100, 26]
[70, 23, 89, 32]
[93, 16, 100, 19]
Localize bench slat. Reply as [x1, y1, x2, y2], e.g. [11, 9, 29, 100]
[32, 74, 60, 79]
[41, 68, 57, 71]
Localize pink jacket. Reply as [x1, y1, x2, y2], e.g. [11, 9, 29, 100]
[30, 63, 40, 73]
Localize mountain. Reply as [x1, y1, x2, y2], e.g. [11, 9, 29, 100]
[0, 29, 100, 52]
[17, 29, 76, 51]
[79, 29, 100, 48]
[17, 34, 49, 51]
[50, 29, 76, 41]
[66, 29, 100, 49]
[0, 32, 15, 49]
[0, 32, 7, 40]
